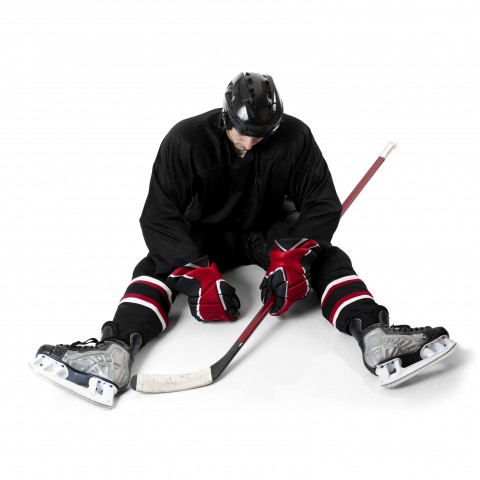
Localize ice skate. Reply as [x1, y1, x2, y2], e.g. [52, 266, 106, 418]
[29, 329, 142, 408]
[349, 312, 457, 387]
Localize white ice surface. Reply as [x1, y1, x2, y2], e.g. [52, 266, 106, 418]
[2, 1, 479, 479]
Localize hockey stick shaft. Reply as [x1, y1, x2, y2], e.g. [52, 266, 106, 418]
[207, 140, 397, 362]
[131, 141, 397, 393]
[341, 141, 397, 216]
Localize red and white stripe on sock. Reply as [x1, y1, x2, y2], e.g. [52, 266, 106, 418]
[119, 276, 172, 330]
[320, 275, 375, 327]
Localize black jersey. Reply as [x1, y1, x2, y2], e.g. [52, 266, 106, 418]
[140, 109, 342, 274]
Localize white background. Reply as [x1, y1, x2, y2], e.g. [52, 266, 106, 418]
[1, 1, 479, 478]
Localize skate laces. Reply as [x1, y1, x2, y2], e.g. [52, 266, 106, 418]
[387, 325, 431, 334]
[68, 338, 102, 352]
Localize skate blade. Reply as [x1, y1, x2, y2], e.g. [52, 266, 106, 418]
[375, 335, 457, 388]
[29, 354, 117, 408]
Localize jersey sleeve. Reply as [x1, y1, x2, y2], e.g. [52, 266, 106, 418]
[287, 127, 342, 245]
[139, 136, 201, 275]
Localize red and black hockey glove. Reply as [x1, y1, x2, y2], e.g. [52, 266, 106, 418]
[167, 256, 240, 322]
[260, 238, 320, 316]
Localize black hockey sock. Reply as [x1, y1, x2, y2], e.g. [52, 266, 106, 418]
[320, 274, 382, 333]
[107, 275, 173, 345]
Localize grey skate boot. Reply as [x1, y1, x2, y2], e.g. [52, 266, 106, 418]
[349, 311, 457, 387]
[29, 328, 142, 408]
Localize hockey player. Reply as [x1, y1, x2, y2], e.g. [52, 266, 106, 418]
[30, 72, 456, 407]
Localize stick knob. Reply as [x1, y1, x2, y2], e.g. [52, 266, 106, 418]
[380, 141, 398, 159]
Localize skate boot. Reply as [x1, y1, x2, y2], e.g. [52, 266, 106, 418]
[29, 328, 142, 408]
[349, 311, 457, 387]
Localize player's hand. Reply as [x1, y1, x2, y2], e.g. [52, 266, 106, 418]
[260, 238, 320, 316]
[167, 256, 240, 321]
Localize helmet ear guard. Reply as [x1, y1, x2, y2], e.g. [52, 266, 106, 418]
[223, 72, 284, 137]
[221, 109, 232, 131]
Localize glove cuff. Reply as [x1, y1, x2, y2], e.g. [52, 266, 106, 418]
[274, 238, 319, 252]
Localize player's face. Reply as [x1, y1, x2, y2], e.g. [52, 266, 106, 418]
[226, 128, 264, 156]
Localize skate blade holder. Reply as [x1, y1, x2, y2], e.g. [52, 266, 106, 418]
[375, 335, 457, 388]
[29, 355, 118, 408]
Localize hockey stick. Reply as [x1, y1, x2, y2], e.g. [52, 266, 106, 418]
[130, 140, 398, 393]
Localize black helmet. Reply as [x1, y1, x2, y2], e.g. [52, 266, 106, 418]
[222, 72, 283, 137]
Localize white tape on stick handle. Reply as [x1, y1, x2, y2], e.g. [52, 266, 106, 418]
[380, 140, 398, 159]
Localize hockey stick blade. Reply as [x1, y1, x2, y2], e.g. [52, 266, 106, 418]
[131, 141, 397, 394]
[131, 296, 275, 393]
